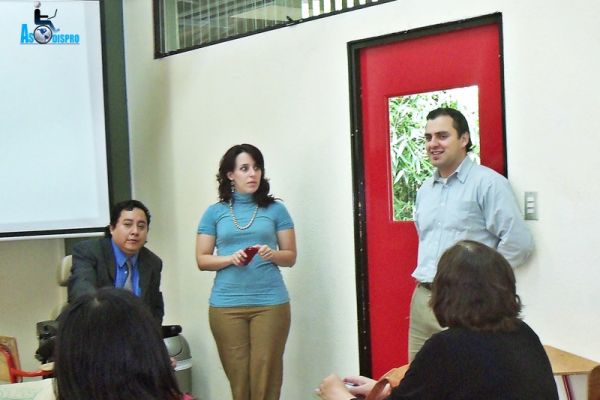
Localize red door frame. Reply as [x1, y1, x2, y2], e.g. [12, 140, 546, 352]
[348, 13, 507, 377]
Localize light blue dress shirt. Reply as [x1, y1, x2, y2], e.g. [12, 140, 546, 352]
[111, 239, 141, 296]
[412, 156, 534, 283]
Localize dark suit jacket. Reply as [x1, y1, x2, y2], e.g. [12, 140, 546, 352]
[67, 238, 164, 323]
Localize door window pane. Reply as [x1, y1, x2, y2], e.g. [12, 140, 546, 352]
[389, 86, 480, 221]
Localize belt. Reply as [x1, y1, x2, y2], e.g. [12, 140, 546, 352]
[418, 282, 432, 291]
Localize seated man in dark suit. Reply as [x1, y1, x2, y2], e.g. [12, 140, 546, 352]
[68, 199, 164, 323]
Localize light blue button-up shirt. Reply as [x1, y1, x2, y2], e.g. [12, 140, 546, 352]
[111, 239, 141, 296]
[412, 156, 534, 283]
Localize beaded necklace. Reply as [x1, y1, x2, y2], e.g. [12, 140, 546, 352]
[228, 199, 259, 230]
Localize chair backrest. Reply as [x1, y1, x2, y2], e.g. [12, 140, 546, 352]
[590, 365, 600, 400]
[0, 336, 20, 383]
[57, 255, 72, 288]
[51, 255, 72, 319]
[1, 335, 53, 384]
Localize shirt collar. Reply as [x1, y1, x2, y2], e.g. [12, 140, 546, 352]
[431, 155, 474, 185]
[232, 192, 254, 204]
[111, 239, 140, 267]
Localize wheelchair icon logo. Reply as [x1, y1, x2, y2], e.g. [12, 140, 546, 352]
[33, 1, 58, 44]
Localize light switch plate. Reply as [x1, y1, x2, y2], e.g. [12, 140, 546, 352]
[524, 191, 538, 220]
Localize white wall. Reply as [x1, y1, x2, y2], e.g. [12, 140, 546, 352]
[119, 1, 600, 399]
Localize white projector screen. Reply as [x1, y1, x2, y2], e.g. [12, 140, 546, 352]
[0, 0, 109, 239]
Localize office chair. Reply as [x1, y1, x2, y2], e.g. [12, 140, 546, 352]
[0, 336, 52, 383]
[51, 255, 72, 319]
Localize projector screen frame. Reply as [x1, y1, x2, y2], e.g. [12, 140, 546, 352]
[0, 0, 131, 241]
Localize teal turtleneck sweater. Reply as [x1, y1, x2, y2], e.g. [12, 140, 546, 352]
[198, 192, 294, 307]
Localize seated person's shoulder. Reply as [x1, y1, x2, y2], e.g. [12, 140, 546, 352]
[73, 237, 107, 249]
[515, 320, 544, 344]
[72, 237, 109, 256]
[140, 246, 162, 265]
[424, 326, 481, 352]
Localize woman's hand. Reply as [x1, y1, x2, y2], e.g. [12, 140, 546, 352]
[230, 248, 251, 266]
[229, 245, 276, 266]
[257, 244, 274, 261]
[316, 374, 356, 400]
[343, 375, 378, 398]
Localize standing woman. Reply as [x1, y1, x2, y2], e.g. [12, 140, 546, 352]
[196, 144, 297, 400]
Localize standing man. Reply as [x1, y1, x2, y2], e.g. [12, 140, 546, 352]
[68, 200, 164, 323]
[409, 107, 533, 360]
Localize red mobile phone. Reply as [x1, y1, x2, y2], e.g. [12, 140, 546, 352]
[243, 246, 259, 265]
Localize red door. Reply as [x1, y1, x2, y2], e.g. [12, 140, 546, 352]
[353, 16, 506, 377]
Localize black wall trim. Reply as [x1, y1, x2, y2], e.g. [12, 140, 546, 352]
[65, 0, 131, 254]
[347, 39, 372, 376]
[100, 0, 132, 206]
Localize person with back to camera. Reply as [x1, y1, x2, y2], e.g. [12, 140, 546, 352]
[53, 287, 193, 400]
[196, 144, 297, 400]
[316, 240, 558, 400]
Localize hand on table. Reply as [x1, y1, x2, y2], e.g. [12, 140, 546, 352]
[316, 374, 356, 400]
[343, 375, 378, 398]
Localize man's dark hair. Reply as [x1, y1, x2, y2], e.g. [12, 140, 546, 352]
[54, 288, 181, 400]
[105, 200, 151, 237]
[427, 107, 473, 152]
[216, 143, 275, 207]
[430, 240, 522, 332]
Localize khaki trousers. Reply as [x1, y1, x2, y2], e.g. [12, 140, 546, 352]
[209, 303, 291, 400]
[408, 284, 444, 361]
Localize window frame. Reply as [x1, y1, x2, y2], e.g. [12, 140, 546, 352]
[153, 0, 396, 58]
